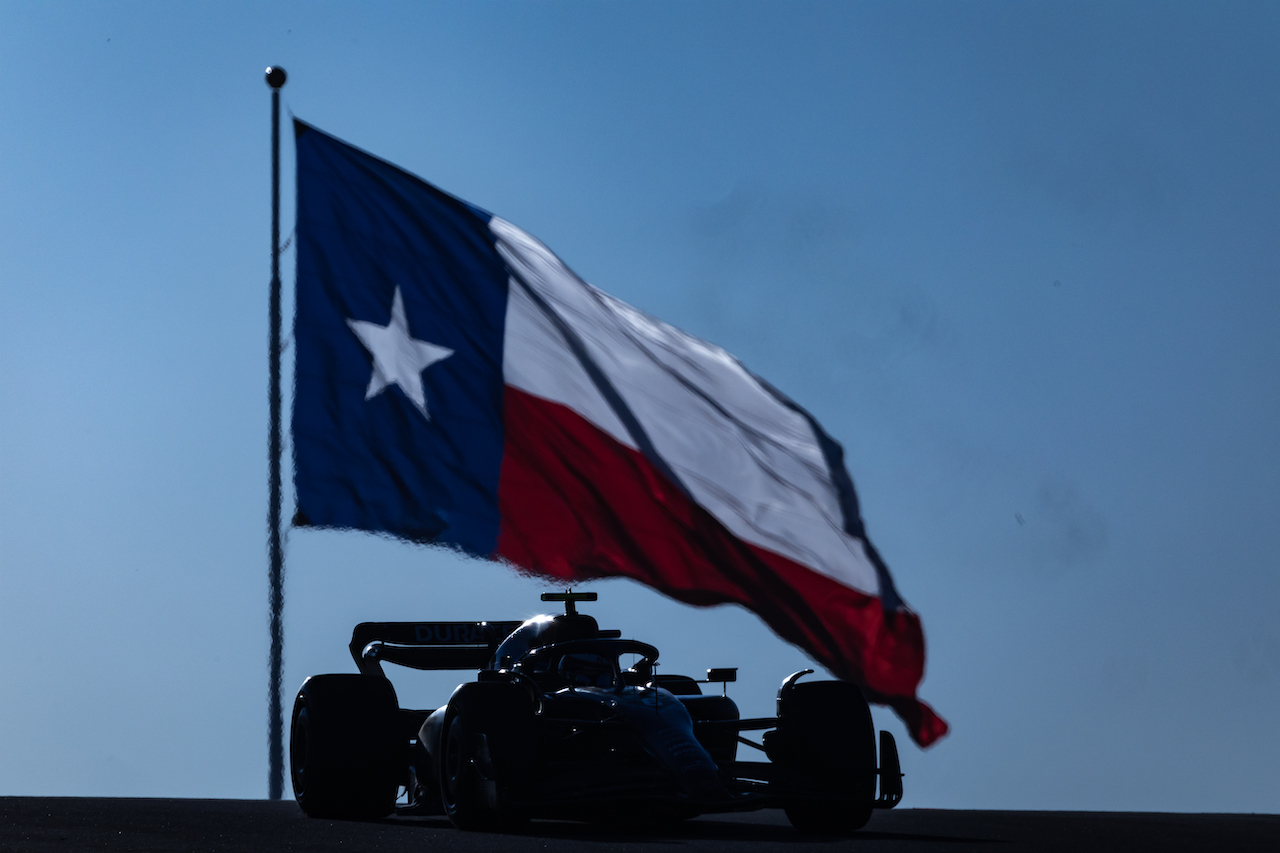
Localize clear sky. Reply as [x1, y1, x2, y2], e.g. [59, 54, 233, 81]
[1, 1, 1277, 811]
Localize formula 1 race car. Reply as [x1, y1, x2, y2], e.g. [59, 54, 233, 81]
[289, 592, 903, 834]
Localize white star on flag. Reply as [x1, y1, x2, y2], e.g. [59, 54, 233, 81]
[347, 286, 454, 418]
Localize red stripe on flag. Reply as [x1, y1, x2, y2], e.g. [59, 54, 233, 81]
[494, 386, 947, 747]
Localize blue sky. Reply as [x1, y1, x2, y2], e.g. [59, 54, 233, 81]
[1, 1, 1277, 810]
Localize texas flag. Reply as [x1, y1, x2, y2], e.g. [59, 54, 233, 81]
[292, 120, 947, 747]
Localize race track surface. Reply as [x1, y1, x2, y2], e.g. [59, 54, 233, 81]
[2, 798, 1277, 852]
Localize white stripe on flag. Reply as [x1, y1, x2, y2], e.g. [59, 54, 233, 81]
[494, 216, 880, 597]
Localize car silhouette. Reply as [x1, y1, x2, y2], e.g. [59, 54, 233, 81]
[289, 591, 902, 834]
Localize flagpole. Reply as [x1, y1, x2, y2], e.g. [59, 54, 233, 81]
[265, 64, 288, 801]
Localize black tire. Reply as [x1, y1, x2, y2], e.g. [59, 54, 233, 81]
[290, 674, 403, 820]
[440, 713, 488, 830]
[439, 682, 536, 832]
[773, 680, 876, 835]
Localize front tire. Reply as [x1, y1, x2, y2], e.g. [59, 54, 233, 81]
[440, 712, 481, 824]
[440, 712, 530, 831]
[440, 713, 490, 830]
[438, 682, 536, 831]
[290, 674, 402, 819]
[772, 680, 876, 835]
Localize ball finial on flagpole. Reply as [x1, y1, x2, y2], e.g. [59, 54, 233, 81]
[265, 66, 288, 89]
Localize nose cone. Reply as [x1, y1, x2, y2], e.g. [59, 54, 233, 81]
[616, 688, 729, 800]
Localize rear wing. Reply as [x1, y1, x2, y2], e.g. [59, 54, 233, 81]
[349, 621, 523, 676]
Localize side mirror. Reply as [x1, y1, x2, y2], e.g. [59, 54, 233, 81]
[704, 667, 737, 696]
[874, 730, 903, 808]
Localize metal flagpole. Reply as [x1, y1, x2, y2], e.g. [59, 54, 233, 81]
[265, 64, 288, 801]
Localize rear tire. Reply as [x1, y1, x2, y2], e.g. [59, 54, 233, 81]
[773, 680, 876, 835]
[290, 674, 402, 819]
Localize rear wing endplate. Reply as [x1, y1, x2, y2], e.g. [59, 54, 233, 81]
[349, 621, 523, 676]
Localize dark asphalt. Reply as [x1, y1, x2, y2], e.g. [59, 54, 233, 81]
[2, 798, 1277, 852]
